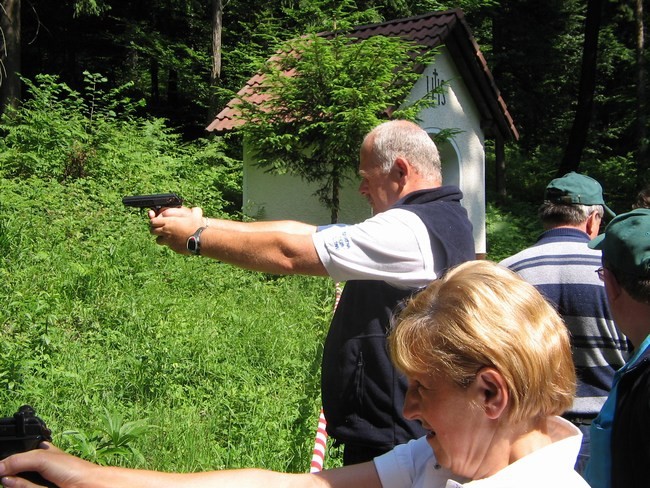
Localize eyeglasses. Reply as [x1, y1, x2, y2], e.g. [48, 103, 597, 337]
[595, 267, 605, 281]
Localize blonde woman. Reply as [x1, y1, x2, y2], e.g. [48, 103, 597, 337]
[0, 261, 588, 488]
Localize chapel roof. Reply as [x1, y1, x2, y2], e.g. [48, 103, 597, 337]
[207, 8, 518, 141]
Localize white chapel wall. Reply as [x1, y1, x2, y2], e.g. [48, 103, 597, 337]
[242, 47, 487, 253]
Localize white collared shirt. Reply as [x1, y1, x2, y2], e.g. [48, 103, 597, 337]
[373, 416, 590, 488]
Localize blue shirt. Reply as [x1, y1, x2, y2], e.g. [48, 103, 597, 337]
[585, 334, 650, 487]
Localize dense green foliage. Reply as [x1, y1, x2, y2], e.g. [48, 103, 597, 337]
[7, 0, 646, 189]
[0, 75, 337, 472]
[484, 199, 540, 261]
[0, 73, 242, 213]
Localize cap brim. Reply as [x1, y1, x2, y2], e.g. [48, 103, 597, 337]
[603, 204, 616, 219]
[588, 233, 606, 250]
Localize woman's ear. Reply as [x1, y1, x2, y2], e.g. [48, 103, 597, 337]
[474, 367, 509, 420]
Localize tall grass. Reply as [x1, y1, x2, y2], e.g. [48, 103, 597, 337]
[0, 176, 337, 472]
[0, 74, 340, 473]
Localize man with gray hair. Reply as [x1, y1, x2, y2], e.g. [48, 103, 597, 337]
[500, 172, 630, 475]
[149, 119, 476, 464]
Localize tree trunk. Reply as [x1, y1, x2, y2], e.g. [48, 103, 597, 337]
[0, 0, 21, 115]
[490, 4, 508, 198]
[168, 69, 178, 105]
[331, 170, 340, 224]
[635, 0, 648, 185]
[150, 58, 160, 106]
[495, 136, 507, 200]
[557, 0, 603, 176]
[207, 0, 223, 126]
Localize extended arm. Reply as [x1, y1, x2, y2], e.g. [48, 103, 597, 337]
[204, 217, 318, 235]
[0, 444, 382, 488]
[148, 207, 327, 276]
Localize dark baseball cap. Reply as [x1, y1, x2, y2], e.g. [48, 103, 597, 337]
[589, 208, 650, 277]
[544, 172, 616, 218]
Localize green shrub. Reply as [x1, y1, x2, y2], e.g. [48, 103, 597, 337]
[485, 200, 540, 262]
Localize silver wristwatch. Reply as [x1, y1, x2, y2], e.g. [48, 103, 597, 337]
[186, 227, 207, 255]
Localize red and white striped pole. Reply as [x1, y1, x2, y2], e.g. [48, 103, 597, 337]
[309, 282, 343, 472]
[309, 408, 329, 472]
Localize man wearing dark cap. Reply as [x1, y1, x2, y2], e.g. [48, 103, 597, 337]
[585, 208, 650, 488]
[500, 172, 630, 475]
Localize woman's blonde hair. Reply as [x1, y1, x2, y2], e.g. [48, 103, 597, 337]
[389, 260, 576, 423]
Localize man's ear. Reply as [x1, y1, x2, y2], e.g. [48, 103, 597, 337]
[393, 157, 409, 181]
[585, 212, 602, 239]
[474, 367, 509, 420]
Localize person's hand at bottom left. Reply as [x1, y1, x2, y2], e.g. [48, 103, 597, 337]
[0, 442, 96, 488]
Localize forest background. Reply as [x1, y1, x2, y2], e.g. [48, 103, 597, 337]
[0, 0, 648, 475]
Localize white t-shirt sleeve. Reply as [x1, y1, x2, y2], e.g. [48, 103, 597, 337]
[311, 209, 437, 288]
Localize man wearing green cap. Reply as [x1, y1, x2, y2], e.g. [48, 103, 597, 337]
[500, 172, 630, 476]
[585, 208, 650, 488]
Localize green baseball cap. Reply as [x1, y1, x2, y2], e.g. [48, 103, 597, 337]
[545, 172, 616, 218]
[588, 208, 650, 277]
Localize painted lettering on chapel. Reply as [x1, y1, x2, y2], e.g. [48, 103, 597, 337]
[426, 69, 447, 106]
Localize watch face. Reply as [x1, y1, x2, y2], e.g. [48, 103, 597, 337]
[187, 236, 198, 252]
[187, 227, 205, 255]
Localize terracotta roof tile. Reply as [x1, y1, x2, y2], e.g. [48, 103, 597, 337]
[207, 8, 517, 140]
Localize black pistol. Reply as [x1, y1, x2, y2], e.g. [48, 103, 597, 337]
[122, 193, 183, 211]
[0, 405, 57, 487]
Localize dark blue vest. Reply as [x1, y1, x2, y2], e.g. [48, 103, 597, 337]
[321, 186, 475, 449]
